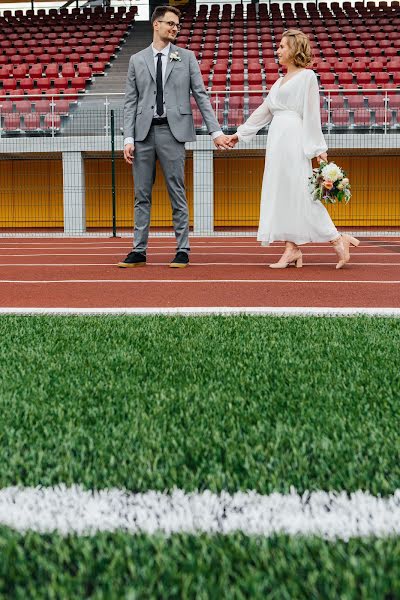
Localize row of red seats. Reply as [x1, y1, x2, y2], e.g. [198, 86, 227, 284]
[1, 75, 93, 91]
[0, 63, 93, 79]
[0, 99, 74, 114]
[205, 92, 400, 109]
[207, 72, 400, 86]
[1, 113, 61, 131]
[1, 87, 82, 98]
[0, 54, 111, 67]
[0, 5, 130, 18]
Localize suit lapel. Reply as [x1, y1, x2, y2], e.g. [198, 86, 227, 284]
[164, 44, 176, 85]
[144, 45, 156, 83]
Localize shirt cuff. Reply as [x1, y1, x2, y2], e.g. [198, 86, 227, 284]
[124, 137, 134, 146]
[211, 130, 223, 140]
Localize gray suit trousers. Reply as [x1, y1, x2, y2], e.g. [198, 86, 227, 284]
[133, 123, 190, 254]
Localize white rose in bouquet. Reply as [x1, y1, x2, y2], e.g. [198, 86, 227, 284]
[321, 163, 343, 183]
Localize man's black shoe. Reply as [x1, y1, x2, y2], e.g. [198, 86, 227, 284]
[169, 251, 189, 268]
[117, 251, 146, 268]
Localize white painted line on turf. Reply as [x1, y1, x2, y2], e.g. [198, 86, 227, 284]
[1, 307, 400, 316]
[0, 486, 399, 539]
[1, 279, 400, 284]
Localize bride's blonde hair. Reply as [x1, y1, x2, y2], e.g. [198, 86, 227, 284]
[282, 29, 313, 68]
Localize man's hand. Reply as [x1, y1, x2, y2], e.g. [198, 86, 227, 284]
[225, 134, 239, 148]
[213, 134, 232, 150]
[124, 143, 134, 165]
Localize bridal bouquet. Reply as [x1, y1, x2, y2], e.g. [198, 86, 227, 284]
[309, 161, 351, 204]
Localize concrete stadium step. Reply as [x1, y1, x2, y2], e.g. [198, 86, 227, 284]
[88, 21, 153, 94]
[63, 21, 153, 137]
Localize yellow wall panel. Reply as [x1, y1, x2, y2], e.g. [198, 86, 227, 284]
[326, 155, 400, 227]
[0, 154, 398, 230]
[85, 156, 194, 229]
[0, 158, 63, 228]
[214, 156, 264, 227]
[214, 154, 400, 228]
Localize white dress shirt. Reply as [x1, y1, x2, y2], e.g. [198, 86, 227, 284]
[124, 43, 223, 146]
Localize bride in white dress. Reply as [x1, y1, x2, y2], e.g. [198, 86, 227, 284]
[227, 29, 359, 269]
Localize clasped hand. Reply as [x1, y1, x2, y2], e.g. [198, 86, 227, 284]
[213, 134, 236, 150]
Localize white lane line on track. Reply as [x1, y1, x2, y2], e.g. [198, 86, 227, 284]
[1, 241, 399, 247]
[2, 244, 400, 250]
[0, 486, 399, 539]
[0, 252, 398, 257]
[1, 263, 400, 267]
[1, 279, 400, 284]
[1, 307, 400, 316]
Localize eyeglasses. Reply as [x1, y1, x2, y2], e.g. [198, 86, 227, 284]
[157, 20, 181, 30]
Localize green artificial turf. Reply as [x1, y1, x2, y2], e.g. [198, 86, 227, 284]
[0, 531, 399, 600]
[0, 315, 399, 494]
[0, 315, 399, 598]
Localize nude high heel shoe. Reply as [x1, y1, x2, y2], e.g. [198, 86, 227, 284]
[330, 234, 360, 269]
[269, 249, 303, 269]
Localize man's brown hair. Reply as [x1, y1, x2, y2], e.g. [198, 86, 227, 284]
[151, 5, 181, 25]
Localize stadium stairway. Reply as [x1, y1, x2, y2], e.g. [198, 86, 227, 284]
[63, 21, 153, 137]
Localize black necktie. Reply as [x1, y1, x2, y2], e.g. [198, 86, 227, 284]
[156, 52, 163, 117]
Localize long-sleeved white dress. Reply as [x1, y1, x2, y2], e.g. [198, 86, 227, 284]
[237, 69, 339, 246]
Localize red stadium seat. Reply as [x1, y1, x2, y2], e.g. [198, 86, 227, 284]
[248, 73, 263, 86]
[34, 99, 51, 114]
[365, 94, 386, 109]
[330, 96, 345, 109]
[54, 77, 69, 90]
[331, 109, 350, 127]
[3, 114, 21, 131]
[43, 113, 61, 130]
[0, 100, 14, 113]
[213, 63, 229, 76]
[369, 61, 384, 73]
[92, 62, 106, 74]
[61, 64, 76, 78]
[338, 73, 354, 85]
[374, 109, 391, 127]
[14, 99, 32, 114]
[13, 65, 28, 78]
[46, 64, 60, 79]
[230, 73, 244, 85]
[356, 73, 372, 86]
[375, 73, 390, 86]
[53, 100, 69, 115]
[347, 96, 365, 109]
[37, 78, 51, 91]
[388, 96, 400, 109]
[353, 110, 372, 127]
[212, 74, 226, 86]
[29, 65, 43, 78]
[23, 113, 41, 130]
[71, 77, 87, 92]
[3, 79, 17, 91]
[320, 73, 335, 85]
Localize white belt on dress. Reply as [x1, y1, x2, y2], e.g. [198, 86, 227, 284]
[273, 110, 302, 120]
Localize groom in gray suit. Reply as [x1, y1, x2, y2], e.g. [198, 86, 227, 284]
[118, 5, 230, 268]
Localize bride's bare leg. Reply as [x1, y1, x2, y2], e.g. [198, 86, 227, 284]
[269, 241, 303, 269]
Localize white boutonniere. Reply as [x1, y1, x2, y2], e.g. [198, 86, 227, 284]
[170, 52, 181, 62]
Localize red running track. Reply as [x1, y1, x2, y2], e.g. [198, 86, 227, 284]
[0, 237, 399, 309]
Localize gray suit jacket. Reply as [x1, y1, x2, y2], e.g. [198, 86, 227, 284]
[123, 44, 221, 143]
